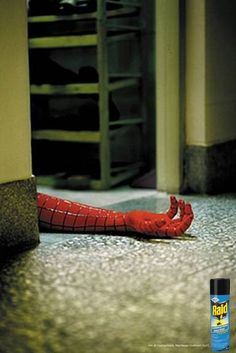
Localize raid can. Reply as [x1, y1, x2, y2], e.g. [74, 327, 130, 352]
[210, 278, 230, 352]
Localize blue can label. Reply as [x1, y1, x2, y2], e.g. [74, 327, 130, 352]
[210, 294, 230, 352]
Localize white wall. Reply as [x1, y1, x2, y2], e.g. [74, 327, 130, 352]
[186, 0, 236, 147]
[185, 0, 206, 146]
[0, 0, 32, 184]
[156, 0, 181, 192]
[206, 0, 236, 145]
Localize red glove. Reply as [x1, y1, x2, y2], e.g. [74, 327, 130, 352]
[125, 196, 193, 237]
[37, 193, 193, 237]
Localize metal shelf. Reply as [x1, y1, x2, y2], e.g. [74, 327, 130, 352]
[30, 78, 139, 95]
[29, 32, 138, 49]
[32, 122, 142, 142]
[29, 34, 97, 48]
[32, 130, 100, 143]
[28, 6, 140, 24]
[107, 1, 141, 7]
[109, 77, 139, 91]
[29, 0, 144, 189]
[111, 161, 143, 173]
[28, 13, 97, 23]
[110, 167, 142, 187]
[107, 32, 137, 44]
[30, 83, 99, 95]
[109, 117, 144, 126]
[35, 161, 142, 190]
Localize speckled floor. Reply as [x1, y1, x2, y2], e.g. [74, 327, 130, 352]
[0, 189, 235, 353]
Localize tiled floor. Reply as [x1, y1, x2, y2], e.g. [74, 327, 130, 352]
[37, 184, 159, 206]
[0, 187, 235, 353]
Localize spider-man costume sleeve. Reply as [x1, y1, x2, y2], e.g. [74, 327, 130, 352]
[37, 193, 194, 237]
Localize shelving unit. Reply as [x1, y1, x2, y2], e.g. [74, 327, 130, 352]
[30, 77, 139, 95]
[28, 3, 140, 23]
[28, 0, 145, 189]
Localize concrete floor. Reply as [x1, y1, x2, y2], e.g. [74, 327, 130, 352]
[0, 187, 235, 353]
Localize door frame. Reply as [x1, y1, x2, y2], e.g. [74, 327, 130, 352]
[156, 0, 183, 193]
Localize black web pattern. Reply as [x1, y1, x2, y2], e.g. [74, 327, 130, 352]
[38, 199, 128, 233]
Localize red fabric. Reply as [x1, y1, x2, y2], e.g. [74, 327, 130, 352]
[37, 193, 194, 237]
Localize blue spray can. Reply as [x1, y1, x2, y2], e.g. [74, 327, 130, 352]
[210, 278, 230, 352]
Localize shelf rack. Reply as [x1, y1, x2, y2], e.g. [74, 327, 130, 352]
[28, 0, 145, 189]
[28, 1, 141, 23]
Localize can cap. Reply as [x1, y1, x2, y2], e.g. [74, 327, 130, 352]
[210, 278, 230, 295]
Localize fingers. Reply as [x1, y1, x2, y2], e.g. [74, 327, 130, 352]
[178, 199, 185, 219]
[128, 199, 194, 238]
[174, 203, 194, 236]
[157, 202, 194, 237]
[166, 195, 178, 219]
[166, 196, 185, 220]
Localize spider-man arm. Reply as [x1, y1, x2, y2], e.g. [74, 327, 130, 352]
[37, 193, 193, 237]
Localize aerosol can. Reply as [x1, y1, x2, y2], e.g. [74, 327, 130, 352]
[210, 278, 230, 352]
